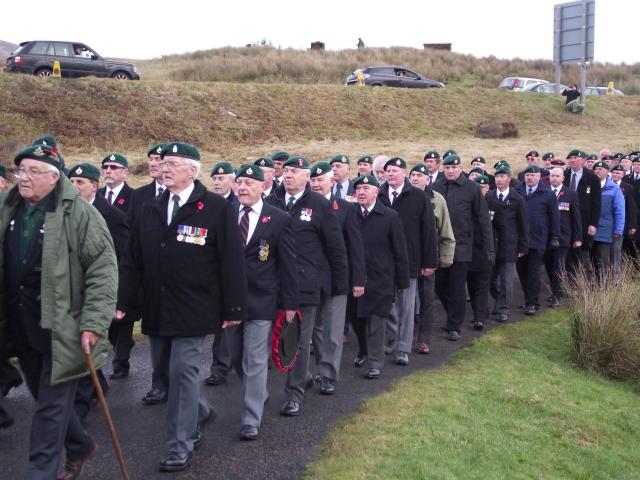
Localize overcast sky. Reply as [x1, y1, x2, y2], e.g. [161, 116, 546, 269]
[4, 0, 637, 64]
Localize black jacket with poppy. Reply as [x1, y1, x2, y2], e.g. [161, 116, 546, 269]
[356, 201, 410, 317]
[244, 201, 299, 320]
[563, 167, 601, 245]
[378, 179, 438, 277]
[329, 196, 366, 288]
[129, 180, 160, 222]
[119, 180, 247, 336]
[98, 182, 135, 215]
[485, 188, 529, 262]
[550, 185, 582, 248]
[267, 184, 348, 305]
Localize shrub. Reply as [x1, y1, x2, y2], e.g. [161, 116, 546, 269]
[474, 119, 519, 139]
[563, 260, 640, 380]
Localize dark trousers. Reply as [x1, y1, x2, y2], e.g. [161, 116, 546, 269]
[415, 274, 435, 343]
[435, 261, 470, 333]
[108, 321, 135, 373]
[566, 243, 590, 275]
[590, 241, 611, 281]
[74, 369, 108, 422]
[516, 249, 545, 307]
[490, 261, 516, 315]
[150, 335, 172, 392]
[17, 348, 93, 479]
[467, 269, 491, 322]
[544, 247, 569, 299]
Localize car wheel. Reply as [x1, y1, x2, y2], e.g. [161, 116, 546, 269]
[35, 68, 52, 78]
[111, 71, 131, 80]
[370, 83, 383, 87]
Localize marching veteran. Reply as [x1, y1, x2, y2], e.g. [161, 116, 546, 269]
[0, 144, 117, 479]
[118, 142, 247, 472]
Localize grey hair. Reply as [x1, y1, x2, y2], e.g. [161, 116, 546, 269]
[186, 158, 201, 179]
[373, 155, 389, 170]
[47, 163, 60, 176]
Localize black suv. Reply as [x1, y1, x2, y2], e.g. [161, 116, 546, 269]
[345, 66, 444, 88]
[3, 41, 140, 80]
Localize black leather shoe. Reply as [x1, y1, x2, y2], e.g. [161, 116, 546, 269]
[141, 388, 167, 406]
[447, 330, 461, 341]
[319, 377, 335, 395]
[495, 314, 509, 323]
[204, 371, 226, 386]
[109, 370, 128, 380]
[473, 321, 485, 331]
[548, 297, 560, 308]
[354, 355, 366, 368]
[518, 304, 527, 310]
[280, 400, 300, 416]
[395, 352, 409, 366]
[364, 368, 380, 379]
[240, 425, 259, 440]
[159, 452, 192, 472]
[524, 305, 538, 316]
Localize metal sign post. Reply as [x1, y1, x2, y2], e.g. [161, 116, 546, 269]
[553, 0, 595, 104]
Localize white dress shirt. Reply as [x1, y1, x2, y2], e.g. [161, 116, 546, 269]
[167, 182, 195, 225]
[284, 190, 305, 208]
[497, 187, 510, 199]
[105, 182, 124, 204]
[155, 181, 165, 197]
[239, 199, 263, 244]
[388, 183, 404, 204]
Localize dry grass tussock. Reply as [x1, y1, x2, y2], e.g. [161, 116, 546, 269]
[139, 46, 640, 94]
[563, 260, 640, 380]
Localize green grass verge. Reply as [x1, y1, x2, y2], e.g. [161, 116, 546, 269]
[306, 311, 640, 480]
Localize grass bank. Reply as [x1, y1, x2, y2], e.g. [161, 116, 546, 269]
[307, 310, 640, 479]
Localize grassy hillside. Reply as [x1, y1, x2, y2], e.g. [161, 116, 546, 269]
[1, 74, 639, 183]
[139, 46, 640, 94]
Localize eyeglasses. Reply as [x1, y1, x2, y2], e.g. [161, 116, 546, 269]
[158, 161, 187, 169]
[14, 168, 54, 179]
[102, 164, 126, 171]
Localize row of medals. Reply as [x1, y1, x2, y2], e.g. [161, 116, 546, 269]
[177, 233, 206, 245]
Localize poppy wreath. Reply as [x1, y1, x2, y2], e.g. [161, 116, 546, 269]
[271, 309, 302, 372]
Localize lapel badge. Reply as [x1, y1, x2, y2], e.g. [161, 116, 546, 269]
[9, 219, 14, 231]
[258, 240, 270, 262]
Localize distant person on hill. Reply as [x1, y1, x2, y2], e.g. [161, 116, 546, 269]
[562, 84, 583, 113]
[357, 38, 365, 49]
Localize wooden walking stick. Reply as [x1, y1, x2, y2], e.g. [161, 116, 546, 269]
[85, 353, 130, 480]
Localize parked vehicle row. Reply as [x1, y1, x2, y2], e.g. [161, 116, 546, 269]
[499, 76, 624, 96]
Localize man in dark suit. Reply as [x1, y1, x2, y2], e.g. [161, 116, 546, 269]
[209, 161, 240, 208]
[271, 150, 289, 189]
[545, 167, 582, 307]
[353, 175, 409, 379]
[564, 149, 602, 271]
[623, 157, 640, 259]
[330, 154, 355, 200]
[433, 154, 494, 340]
[378, 157, 438, 362]
[309, 162, 365, 394]
[356, 155, 374, 177]
[97, 152, 136, 379]
[516, 165, 560, 316]
[610, 165, 637, 278]
[266, 156, 347, 417]
[486, 165, 529, 323]
[68, 163, 129, 421]
[254, 157, 278, 197]
[517, 150, 550, 182]
[129, 144, 169, 406]
[423, 150, 445, 186]
[98, 153, 135, 215]
[222, 164, 299, 440]
[118, 142, 247, 472]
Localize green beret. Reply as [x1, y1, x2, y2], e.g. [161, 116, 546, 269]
[443, 149, 457, 160]
[310, 162, 332, 178]
[474, 175, 490, 185]
[330, 154, 350, 165]
[254, 157, 274, 169]
[352, 174, 379, 188]
[210, 161, 234, 176]
[542, 152, 555, 161]
[632, 157, 640, 163]
[283, 156, 310, 169]
[525, 150, 539, 158]
[102, 153, 129, 168]
[236, 163, 264, 181]
[271, 150, 289, 162]
[469, 167, 486, 176]
[442, 154, 461, 166]
[493, 160, 510, 169]
[424, 151, 440, 160]
[566, 149, 585, 159]
[593, 161, 609, 170]
[147, 143, 166, 157]
[32, 135, 58, 148]
[472, 156, 486, 164]
[161, 142, 201, 161]
[494, 165, 511, 175]
[610, 165, 624, 173]
[523, 164, 541, 174]
[14, 144, 61, 169]
[613, 152, 624, 160]
[0, 165, 6, 179]
[67, 163, 100, 182]
[384, 157, 407, 170]
[357, 154, 373, 164]
[410, 164, 428, 175]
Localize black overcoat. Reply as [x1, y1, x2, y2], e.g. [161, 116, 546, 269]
[485, 189, 529, 263]
[563, 167, 601, 246]
[98, 182, 135, 215]
[329, 196, 366, 288]
[552, 186, 583, 248]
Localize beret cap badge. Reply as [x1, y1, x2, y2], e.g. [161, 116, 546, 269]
[33, 146, 45, 157]
[173, 145, 178, 153]
[363, 177, 369, 183]
[156, 146, 162, 154]
[247, 167, 253, 175]
[110, 154, 116, 161]
[396, 159, 401, 166]
[75, 167, 83, 174]
[218, 167, 224, 174]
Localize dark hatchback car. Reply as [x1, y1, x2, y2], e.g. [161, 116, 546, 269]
[3, 40, 140, 80]
[345, 66, 444, 88]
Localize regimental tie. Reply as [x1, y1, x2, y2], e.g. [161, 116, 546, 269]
[335, 182, 342, 199]
[157, 187, 165, 198]
[286, 197, 295, 212]
[107, 190, 114, 205]
[498, 193, 504, 202]
[570, 173, 577, 191]
[170, 195, 181, 222]
[392, 191, 398, 204]
[239, 206, 251, 247]
[427, 175, 432, 186]
[362, 208, 369, 218]
[554, 188, 559, 198]
[528, 187, 533, 197]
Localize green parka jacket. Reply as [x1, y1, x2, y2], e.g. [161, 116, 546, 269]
[0, 175, 117, 385]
